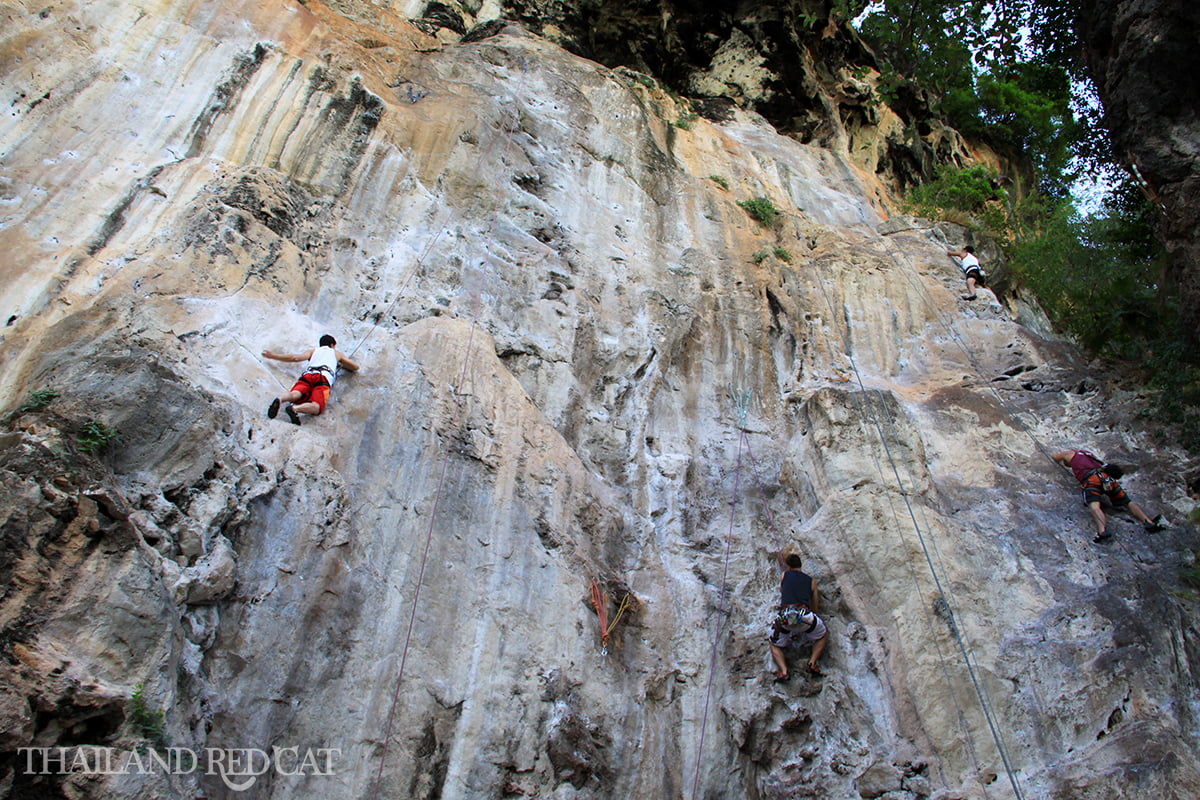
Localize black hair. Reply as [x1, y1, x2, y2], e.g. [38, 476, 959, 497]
[319, 334, 336, 347]
[784, 553, 803, 569]
[963, 245, 976, 254]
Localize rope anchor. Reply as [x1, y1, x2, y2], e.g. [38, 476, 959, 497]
[729, 386, 753, 431]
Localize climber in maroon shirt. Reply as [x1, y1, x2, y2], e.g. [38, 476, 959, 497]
[1051, 449, 1166, 542]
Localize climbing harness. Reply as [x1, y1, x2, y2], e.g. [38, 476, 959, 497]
[306, 364, 335, 380]
[774, 605, 816, 631]
[950, 253, 986, 284]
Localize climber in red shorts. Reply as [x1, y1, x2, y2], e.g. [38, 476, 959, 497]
[263, 334, 360, 425]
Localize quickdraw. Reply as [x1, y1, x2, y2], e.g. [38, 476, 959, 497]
[591, 578, 609, 656]
[591, 577, 633, 657]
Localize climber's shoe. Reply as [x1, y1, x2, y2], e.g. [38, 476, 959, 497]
[773, 671, 791, 684]
[285, 405, 301, 426]
[962, 295, 977, 301]
[1094, 530, 1113, 543]
[807, 662, 823, 676]
[1144, 514, 1166, 533]
[268, 398, 280, 419]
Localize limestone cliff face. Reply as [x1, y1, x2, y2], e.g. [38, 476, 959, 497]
[1, 2, 1199, 800]
[1078, 0, 1200, 346]
[398, 0, 978, 195]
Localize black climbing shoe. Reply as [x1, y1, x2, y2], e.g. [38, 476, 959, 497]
[268, 398, 280, 419]
[1144, 515, 1166, 533]
[962, 295, 977, 301]
[773, 672, 791, 684]
[285, 406, 301, 426]
[1093, 530, 1113, 543]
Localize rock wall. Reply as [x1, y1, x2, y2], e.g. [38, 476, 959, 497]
[406, 0, 979, 195]
[1, 2, 1199, 799]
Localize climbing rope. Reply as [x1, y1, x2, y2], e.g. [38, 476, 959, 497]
[591, 578, 611, 655]
[236, 337, 290, 392]
[804, 239, 1026, 800]
[369, 54, 532, 800]
[742, 435, 786, 554]
[607, 593, 633, 638]
[688, 420, 749, 800]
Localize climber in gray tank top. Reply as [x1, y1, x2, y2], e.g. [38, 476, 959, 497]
[768, 550, 828, 682]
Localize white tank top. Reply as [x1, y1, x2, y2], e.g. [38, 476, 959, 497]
[960, 253, 981, 272]
[305, 346, 339, 385]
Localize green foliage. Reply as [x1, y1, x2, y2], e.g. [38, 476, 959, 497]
[129, 684, 168, 749]
[707, 175, 729, 190]
[1182, 553, 1200, 591]
[1144, 340, 1200, 437]
[615, 67, 657, 90]
[905, 165, 1009, 234]
[909, 164, 1003, 212]
[773, 247, 793, 264]
[673, 112, 698, 130]
[1006, 182, 1198, 436]
[77, 420, 118, 454]
[753, 250, 769, 264]
[856, 2, 1086, 198]
[738, 196, 781, 227]
[17, 389, 60, 414]
[856, 0, 976, 99]
[1008, 182, 1166, 351]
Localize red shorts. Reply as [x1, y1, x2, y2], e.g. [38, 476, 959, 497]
[1081, 473, 1129, 507]
[290, 373, 331, 413]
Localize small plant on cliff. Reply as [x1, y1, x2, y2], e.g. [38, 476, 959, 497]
[1180, 553, 1200, 600]
[773, 247, 793, 264]
[906, 164, 1009, 234]
[77, 420, 118, 454]
[753, 250, 769, 264]
[16, 388, 60, 414]
[738, 196, 781, 227]
[673, 111, 699, 130]
[129, 684, 168, 750]
[707, 175, 729, 190]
